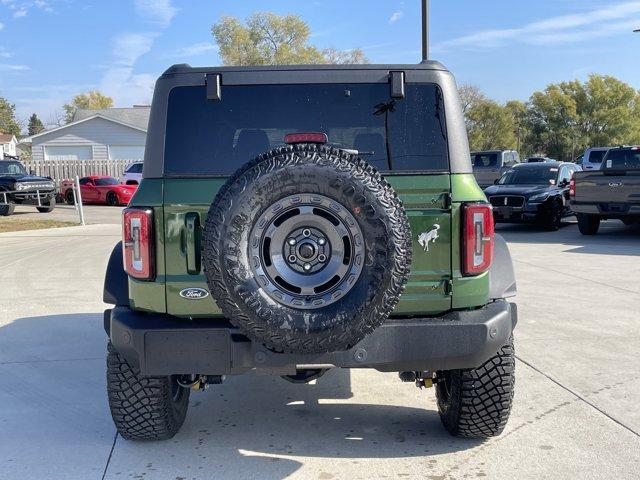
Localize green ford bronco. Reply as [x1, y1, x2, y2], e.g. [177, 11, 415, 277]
[103, 62, 517, 441]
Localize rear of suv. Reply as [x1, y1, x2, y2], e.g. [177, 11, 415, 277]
[471, 150, 520, 188]
[103, 62, 518, 441]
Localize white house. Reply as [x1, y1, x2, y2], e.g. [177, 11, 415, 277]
[0, 133, 19, 160]
[25, 106, 150, 163]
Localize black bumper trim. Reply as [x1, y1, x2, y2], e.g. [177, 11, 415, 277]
[107, 301, 517, 376]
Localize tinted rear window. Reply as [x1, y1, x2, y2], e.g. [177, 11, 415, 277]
[499, 166, 559, 185]
[472, 153, 498, 168]
[603, 149, 640, 170]
[164, 83, 448, 175]
[587, 150, 607, 163]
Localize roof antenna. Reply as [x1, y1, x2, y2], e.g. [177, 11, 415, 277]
[421, 0, 429, 62]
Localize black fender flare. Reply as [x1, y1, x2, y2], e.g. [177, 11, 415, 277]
[104, 242, 129, 306]
[489, 234, 517, 300]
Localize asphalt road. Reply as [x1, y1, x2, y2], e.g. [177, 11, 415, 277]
[0, 219, 638, 480]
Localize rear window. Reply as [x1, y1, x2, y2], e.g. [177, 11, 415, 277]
[164, 83, 449, 175]
[587, 150, 607, 163]
[472, 153, 498, 168]
[603, 149, 640, 170]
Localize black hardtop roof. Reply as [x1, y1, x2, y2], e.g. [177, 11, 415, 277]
[162, 61, 448, 77]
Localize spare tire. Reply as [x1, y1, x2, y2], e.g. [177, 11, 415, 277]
[202, 144, 412, 354]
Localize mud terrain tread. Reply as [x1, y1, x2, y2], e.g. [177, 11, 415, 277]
[106, 343, 189, 441]
[436, 339, 515, 438]
[202, 144, 412, 354]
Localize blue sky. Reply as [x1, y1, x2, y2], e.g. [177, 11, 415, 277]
[1, 0, 639, 127]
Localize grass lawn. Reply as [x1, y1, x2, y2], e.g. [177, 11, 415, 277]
[0, 218, 78, 233]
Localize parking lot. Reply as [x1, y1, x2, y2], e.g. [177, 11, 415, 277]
[0, 214, 638, 480]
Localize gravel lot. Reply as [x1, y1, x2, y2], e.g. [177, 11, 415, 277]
[0, 219, 638, 480]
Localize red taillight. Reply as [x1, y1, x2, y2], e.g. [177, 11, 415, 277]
[463, 203, 494, 276]
[284, 132, 328, 144]
[122, 208, 154, 280]
[569, 178, 576, 197]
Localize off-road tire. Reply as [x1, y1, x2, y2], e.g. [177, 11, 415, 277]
[202, 144, 412, 354]
[577, 213, 600, 235]
[106, 343, 190, 441]
[36, 197, 56, 213]
[0, 202, 15, 216]
[436, 339, 515, 438]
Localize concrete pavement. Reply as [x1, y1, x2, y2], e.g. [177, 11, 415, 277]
[12, 204, 124, 225]
[0, 220, 639, 480]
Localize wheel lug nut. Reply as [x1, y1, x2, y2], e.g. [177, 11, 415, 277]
[288, 255, 297, 263]
[288, 238, 297, 245]
[318, 238, 326, 245]
[304, 263, 312, 271]
[303, 229, 311, 237]
[318, 254, 327, 263]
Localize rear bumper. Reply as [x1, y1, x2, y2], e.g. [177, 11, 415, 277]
[571, 202, 640, 216]
[106, 300, 517, 376]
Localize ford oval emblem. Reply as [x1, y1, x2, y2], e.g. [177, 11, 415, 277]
[179, 288, 210, 300]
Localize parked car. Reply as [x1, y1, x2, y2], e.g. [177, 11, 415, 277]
[121, 162, 143, 185]
[103, 62, 518, 441]
[484, 161, 581, 230]
[578, 147, 613, 171]
[0, 159, 56, 216]
[471, 150, 520, 188]
[60, 175, 137, 206]
[525, 156, 557, 163]
[571, 146, 640, 235]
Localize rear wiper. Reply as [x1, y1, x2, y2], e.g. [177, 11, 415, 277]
[374, 100, 397, 171]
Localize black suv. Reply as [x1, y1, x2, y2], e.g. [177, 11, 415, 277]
[484, 162, 581, 230]
[0, 160, 56, 216]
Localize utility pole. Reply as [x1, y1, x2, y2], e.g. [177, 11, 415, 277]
[422, 0, 429, 62]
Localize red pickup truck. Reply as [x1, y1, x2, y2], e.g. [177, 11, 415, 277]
[60, 175, 137, 206]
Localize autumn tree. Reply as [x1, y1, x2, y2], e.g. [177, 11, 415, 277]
[0, 96, 21, 136]
[212, 13, 368, 66]
[27, 113, 45, 136]
[466, 99, 516, 152]
[63, 91, 114, 124]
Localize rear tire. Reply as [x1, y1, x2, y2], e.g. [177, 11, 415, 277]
[106, 343, 190, 441]
[436, 339, 515, 438]
[36, 197, 56, 213]
[106, 191, 119, 206]
[577, 213, 600, 235]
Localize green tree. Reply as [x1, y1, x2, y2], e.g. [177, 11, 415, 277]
[212, 13, 368, 66]
[466, 99, 516, 152]
[27, 113, 44, 136]
[505, 100, 530, 156]
[526, 85, 579, 161]
[63, 91, 114, 124]
[0, 96, 21, 136]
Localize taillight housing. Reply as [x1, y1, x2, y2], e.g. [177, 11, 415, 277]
[122, 208, 154, 280]
[569, 178, 576, 197]
[462, 203, 494, 276]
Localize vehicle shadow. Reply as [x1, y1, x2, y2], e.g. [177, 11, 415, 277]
[0, 314, 483, 480]
[497, 220, 640, 256]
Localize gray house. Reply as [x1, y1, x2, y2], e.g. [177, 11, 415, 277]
[27, 106, 150, 163]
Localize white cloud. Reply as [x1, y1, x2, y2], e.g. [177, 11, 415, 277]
[134, 0, 178, 28]
[435, 1, 640, 51]
[389, 11, 403, 24]
[164, 42, 218, 58]
[0, 63, 29, 71]
[0, 0, 53, 18]
[0, 22, 4, 31]
[13, 8, 26, 18]
[112, 32, 157, 66]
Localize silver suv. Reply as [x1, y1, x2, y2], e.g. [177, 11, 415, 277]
[471, 150, 520, 188]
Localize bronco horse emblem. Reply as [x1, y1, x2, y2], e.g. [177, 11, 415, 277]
[418, 224, 440, 252]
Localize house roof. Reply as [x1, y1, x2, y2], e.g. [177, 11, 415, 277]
[0, 133, 17, 143]
[21, 111, 149, 144]
[73, 106, 150, 131]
